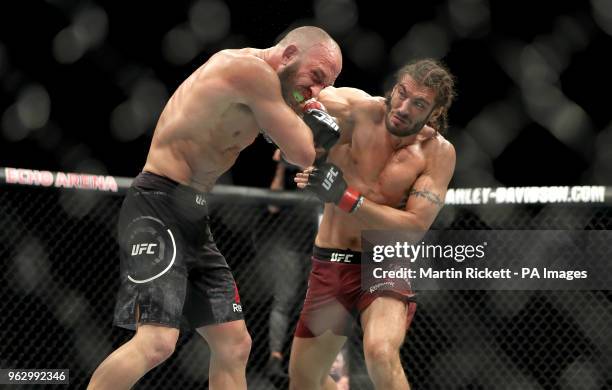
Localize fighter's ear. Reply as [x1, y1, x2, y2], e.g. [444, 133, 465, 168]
[281, 44, 299, 63]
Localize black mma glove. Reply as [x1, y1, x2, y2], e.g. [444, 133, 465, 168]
[306, 162, 364, 213]
[302, 99, 340, 151]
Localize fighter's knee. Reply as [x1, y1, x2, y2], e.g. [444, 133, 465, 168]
[364, 340, 399, 368]
[146, 337, 176, 367]
[216, 330, 252, 365]
[135, 327, 178, 368]
[234, 331, 252, 363]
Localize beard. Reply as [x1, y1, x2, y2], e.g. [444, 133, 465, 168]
[384, 95, 431, 137]
[278, 62, 301, 110]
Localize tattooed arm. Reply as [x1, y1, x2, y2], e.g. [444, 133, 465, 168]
[351, 139, 455, 231]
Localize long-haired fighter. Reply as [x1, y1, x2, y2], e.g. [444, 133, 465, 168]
[88, 26, 342, 390]
[290, 59, 456, 390]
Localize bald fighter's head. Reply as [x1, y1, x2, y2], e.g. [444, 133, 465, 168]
[275, 26, 342, 111]
[277, 26, 342, 56]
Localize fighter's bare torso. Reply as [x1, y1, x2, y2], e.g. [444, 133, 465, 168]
[143, 48, 269, 192]
[316, 90, 450, 250]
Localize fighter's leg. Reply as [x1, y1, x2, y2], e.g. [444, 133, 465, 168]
[179, 208, 252, 389]
[289, 332, 347, 390]
[360, 296, 412, 390]
[196, 320, 252, 390]
[88, 308, 179, 390]
[90, 177, 188, 389]
[290, 252, 352, 389]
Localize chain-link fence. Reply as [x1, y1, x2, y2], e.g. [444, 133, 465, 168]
[1, 180, 611, 389]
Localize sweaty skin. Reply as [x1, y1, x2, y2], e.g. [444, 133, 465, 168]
[304, 83, 456, 250]
[144, 47, 340, 192]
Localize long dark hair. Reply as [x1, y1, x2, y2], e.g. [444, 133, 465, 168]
[390, 59, 456, 134]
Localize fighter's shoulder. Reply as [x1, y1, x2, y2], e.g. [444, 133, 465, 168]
[319, 87, 372, 106]
[424, 133, 456, 167]
[319, 87, 379, 120]
[207, 50, 279, 93]
[320, 86, 371, 101]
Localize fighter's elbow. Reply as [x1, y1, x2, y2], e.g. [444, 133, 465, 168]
[401, 214, 431, 233]
[304, 147, 316, 167]
[290, 146, 315, 168]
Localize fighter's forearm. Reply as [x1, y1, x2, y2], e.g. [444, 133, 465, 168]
[302, 162, 442, 231]
[351, 198, 431, 232]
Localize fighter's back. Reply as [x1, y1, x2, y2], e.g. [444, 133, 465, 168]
[143, 49, 277, 191]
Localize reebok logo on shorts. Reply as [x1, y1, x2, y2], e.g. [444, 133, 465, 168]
[232, 282, 242, 312]
[369, 281, 395, 293]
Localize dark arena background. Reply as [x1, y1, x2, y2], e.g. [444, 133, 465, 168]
[1, 1, 612, 389]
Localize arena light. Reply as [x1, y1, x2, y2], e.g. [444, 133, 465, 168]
[345, 29, 385, 70]
[2, 105, 29, 141]
[53, 26, 87, 64]
[72, 5, 108, 49]
[591, 0, 612, 36]
[189, 0, 231, 44]
[314, 0, 359, 35]
[16, 84, 51, 130]
[391, 22, 450, 67]
[447, 0, 491, 38]
[162, 25, 200, 66]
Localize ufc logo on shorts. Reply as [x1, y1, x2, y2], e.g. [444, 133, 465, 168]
[312, 111, 339, 131]
[195, 195, 205, 206]
[330, 253, 353, 263]
[131, 243, 157, 256]
[322, 167, 339, 190]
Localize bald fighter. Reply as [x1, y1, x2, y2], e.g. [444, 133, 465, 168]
[289, 59, 456, 390]
[88, 26, 342, 390]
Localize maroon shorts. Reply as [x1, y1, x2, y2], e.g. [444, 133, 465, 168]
[295, 246, 417, 338]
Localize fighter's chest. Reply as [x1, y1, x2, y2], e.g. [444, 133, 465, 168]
[216, 105, 261, 146]
[342, 133, 426, 205]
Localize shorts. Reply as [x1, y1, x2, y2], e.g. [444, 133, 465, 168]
[295, 246, 416, 338]
[113, 171, 243, 331]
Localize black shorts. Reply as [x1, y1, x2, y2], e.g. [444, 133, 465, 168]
[113, 171, 243, 331]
